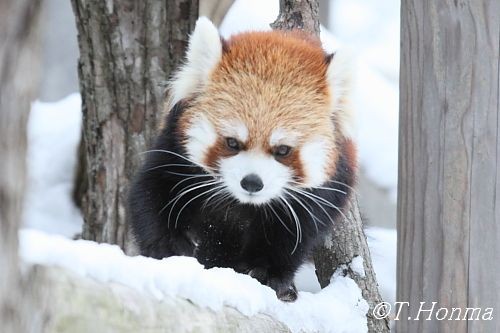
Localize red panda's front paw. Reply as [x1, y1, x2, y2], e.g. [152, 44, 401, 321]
[267, 276, 298, 302]
[272, 280, 298, 302]
[245, 266, 298, 301]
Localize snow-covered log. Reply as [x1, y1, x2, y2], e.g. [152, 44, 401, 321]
[36, 266, 290, 333]
[20, 229, 370, 333]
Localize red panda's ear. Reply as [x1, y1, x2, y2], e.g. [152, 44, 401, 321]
[169, 17, 223, 108]
[326, 50, 354, 138]
[324, 53, 334, 65]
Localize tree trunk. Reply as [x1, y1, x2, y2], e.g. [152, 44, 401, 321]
[314, 198, 390, 332]
[0, 1, 45, 331]
[273, 2, 389, 332]
[71, 0, 199, 251]
[398, 1, 499, 332]
[271, 0, 320, 36]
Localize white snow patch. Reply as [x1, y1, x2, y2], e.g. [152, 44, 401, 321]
[365, 227, 397, 306]
[23, 94, 83, 237]
[294, 263, 321, 293]
[331, 0, 400, 82]
[350, 256, 366, 278]
[20, 229, 369, 333]
[220, 0, 278, 36]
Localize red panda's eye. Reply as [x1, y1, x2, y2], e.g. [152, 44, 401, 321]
[225, 137, 240, 151]
[274, 145, 292, 158]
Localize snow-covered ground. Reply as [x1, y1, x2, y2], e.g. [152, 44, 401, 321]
[21, 1, 399, 332]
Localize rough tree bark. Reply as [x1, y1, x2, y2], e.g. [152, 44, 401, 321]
[0, 1, 45, 331]
[398, 1, 499, 332]
[272, 1, 389, 332]
[271, 0, 320, 36]
[71, 0, 199, 251]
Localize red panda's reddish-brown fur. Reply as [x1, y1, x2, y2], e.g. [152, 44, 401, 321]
[177, 30, 345, 183]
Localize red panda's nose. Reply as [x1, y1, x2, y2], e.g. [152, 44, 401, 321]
[240, 174, 264, 193]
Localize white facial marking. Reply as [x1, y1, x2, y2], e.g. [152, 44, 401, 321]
[269, 128, 298, 147]
[170, 17, 222, 107]
[185, 114, 217, 167]
[300, 138, 329, 187]
[219, 150, 292, 205]
[220, 120, 248, 143]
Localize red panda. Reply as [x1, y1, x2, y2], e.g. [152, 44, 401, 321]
[128, 17, 357, 302]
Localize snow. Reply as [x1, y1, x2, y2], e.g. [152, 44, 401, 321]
[350, 256, 366, 278]
[20, 229, 369, 333]
[23, 94, 83, 237]
[219, 0, 278, 36]
[331, 0, 400, 83]
[366, 227, 397, 306]
[294, 263, 321, 292]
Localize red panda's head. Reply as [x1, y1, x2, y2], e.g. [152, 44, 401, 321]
[168, 18, 355, 205]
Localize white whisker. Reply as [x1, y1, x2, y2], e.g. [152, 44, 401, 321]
[171, 178, 218, 197]
[146, 163, 201, 172]
[325, 180, 357, 194]
[279, 196, 302, 254]
[211, 192, 233, 211]
[201, 185, 228, 211]
[141, 149, 215, 172]
[262, 205, 269, 220]
[161, 180, 222, 227]
[266, 203, 294, 235]
[284, 189, 323, 233]
[165, 171, 212, 177]
[174, 185, 224, 228]
[297, 193, 335, 226]
[171, 175, 217, 193]
[287, 186, 347, 222]
[290, 180, 347, 195]
[310, 186, 347, 195]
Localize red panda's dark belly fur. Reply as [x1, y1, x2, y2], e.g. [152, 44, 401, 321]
[128, 101, 356, 300]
